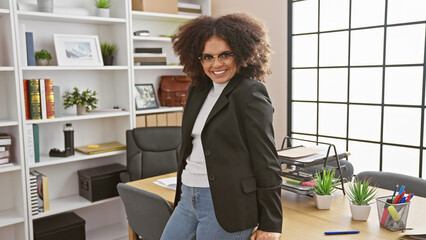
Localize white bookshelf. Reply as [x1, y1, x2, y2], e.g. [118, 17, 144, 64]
[131, 11, 196, 22]
[0, 165, 21, 174]
[134, 65, 184, 70]
[0, 8, 9, 15]
[0, 121, 19, 127]
[0, 210, 24, 228]
[133, 36, 172, 42]
[21, 66, 129, 71]
[24, 111, 130, 124]
[0, 67, 14, 71]
[17, 11, 126, 24]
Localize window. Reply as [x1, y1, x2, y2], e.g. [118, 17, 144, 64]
[288, 0, 426, 178]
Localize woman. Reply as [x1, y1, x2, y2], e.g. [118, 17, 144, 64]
[161, 13, 282, 240]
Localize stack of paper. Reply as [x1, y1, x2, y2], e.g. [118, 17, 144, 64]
[154, 177, 176, 190]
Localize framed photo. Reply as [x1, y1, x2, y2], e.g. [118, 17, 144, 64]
[135, 84, 158, 110]
[54, 34, 103, 66]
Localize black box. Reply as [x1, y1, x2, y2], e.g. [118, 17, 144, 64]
[34, 212, 85, 240]
[77, 163, 126, 202]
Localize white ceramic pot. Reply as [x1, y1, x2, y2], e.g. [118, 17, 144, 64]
[36, 59, 49, 66]
[95, 8, 110, 18]
[314, 193, 334, 210]
[37, 0, 53, 13]
[77, 105, 88, 115]
[350, 202, 371, 221]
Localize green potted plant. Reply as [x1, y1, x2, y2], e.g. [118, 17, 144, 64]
[312, 168, 340, 210]
[95, 0, 112, 17]
[35, 49, 52, 66]
[100, 41, 117, 66]
[347, 177, 377, 221]
[63, 87, 98, 115]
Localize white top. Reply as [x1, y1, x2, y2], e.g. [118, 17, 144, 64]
[181, 81, 229, 187]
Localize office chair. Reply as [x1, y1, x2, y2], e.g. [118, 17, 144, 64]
[328, 159, 354, 182]
[356, 171, 426, 198]
[117, 183, 172, 240]
[121, 127, 181, 182]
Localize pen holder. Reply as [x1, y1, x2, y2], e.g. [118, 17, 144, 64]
[376, 195, 410, 231]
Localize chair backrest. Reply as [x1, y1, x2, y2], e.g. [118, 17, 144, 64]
[117, 183, 172, 240]
[126, 127, 181, 181]
[356, 171, 426, 198]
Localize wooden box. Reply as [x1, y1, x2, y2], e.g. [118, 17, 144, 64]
[132, 0, 178, 14]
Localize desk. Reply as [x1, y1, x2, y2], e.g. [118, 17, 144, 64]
[127, 173, 426, 240]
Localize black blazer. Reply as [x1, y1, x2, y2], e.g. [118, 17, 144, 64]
[174, 74, 283, 233]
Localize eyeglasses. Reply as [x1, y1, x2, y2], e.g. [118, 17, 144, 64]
[198, 51, 234, 67]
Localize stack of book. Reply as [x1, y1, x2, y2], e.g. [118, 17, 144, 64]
[178, 3, 202, 16]
[134, 47, 166, 66]
[29, 173, 39, 215]
[24, 79, 61, 120]
[30, 170, 49, 213]
[0, 134, 12, 167]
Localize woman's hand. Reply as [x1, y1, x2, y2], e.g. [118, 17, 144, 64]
[250, 230, 281, 240]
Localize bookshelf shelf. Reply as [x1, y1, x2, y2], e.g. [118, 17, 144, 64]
[133, 36, 172, 42]
[132, 11, 195, 22]
[25, 111, 130, 124]
[21, 66, 129, 71]
[0, 165, 21, 174]
[135, 106, 183, 115]
[0, 210, 24, 228]
[31, 195, 121, 220]
[86, 222, 128, 240]
[17, 11, 126, 25]
[0, 67, 14, 71]
[0, 9, 9, 15]
[134, 65, 183, 70]
[0, 121, 18, 127]
[30, 150, 126, 168]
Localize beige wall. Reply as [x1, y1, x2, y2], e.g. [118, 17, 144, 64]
[211, 0, 288, 148]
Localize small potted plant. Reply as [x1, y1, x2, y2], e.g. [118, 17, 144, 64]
[347, 177, 377, 221]
[35, 49, 52, 66]
[63, 87, 98, 115]
[100, 41, 117, 66]
[95, 0, 112, 17]
[312, 168, 340, 210]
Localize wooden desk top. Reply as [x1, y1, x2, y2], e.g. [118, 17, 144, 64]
[128, 173, 426, 239]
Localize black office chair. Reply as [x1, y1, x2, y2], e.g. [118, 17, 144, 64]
[120, 127, 181, 182]
[356, 171, 426, 198]
[117, 183, 172, 240]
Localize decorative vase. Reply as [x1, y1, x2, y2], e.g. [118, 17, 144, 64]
[37, 0, 54, 13]
[350, 202, 371, 221]
[95, 8, 110, 18]
[77, 105, 88, 115]
[103, 55, 114, 66]
[36, 59, 49, 66]
[314, 193, 334, 210]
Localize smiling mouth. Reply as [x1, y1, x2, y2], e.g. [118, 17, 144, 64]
[213, 70, 226, 75]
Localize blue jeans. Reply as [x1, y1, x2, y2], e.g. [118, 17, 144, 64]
[161, 184, 254, 240]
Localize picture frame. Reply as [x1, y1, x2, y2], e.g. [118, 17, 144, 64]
[53, 34, 103, 66]
[135, 84, 159, 110]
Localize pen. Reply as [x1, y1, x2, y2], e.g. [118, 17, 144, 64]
[406, 193, 414, 202]
[392, 185, 399, 199]
[398, 185, 405, 195]
[324, 231, 360, 235]
[398, 190, 406, 203]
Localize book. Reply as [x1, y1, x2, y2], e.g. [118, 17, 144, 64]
[134, 62, 167, 66]
[24, 124, 35, 165]
[44, 79, 55, 119]
[53, 85, 61, 118]
[23, 79, 31, 120]
[33, 124, 40, 163]
[133, 53, 166, 58]
[134, 47, 163, 54]
[39, 79, 47, 119]
[0, 146, 6, 151]
[0, 150, 9, 158]
[28, 79, 41, 120]
[177, 2, 201, 9]
[29, 173, 38, 215]
[134, 56, 167, 63]
[0, 162, 14, 168]
[31, 170, 49, 212]
[19, 24, 27, 66]
[76, 142, 126, 155]
[25, 32, 36, 66]
[0, 158, 9, 165]
[0, 133, 11, 145]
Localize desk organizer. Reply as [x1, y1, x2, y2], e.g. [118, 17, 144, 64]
[376, 195, 410, 231]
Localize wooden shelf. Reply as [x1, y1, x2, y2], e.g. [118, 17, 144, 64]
[86, 222, 128, 240]
[21, 66, 129, 71]
[0, 165, 21, 174]
[24, 111, 130, 124]
[134, 65, 183, 70]
[133, 36, 172, 42]
[0, 210, 24, 228]
[0, 67, 14, 71]
[17, 11, 126, 24]
[132, 11, 196, 22]
[0, 120, 19, 127]
[30, 150, 126, 168]
[135, 106, 183, 115]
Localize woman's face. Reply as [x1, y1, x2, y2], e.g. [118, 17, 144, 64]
[201, 36, 237, 84]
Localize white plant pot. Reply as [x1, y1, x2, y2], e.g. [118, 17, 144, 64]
[77, 105, 88, 115]
[350, 202, 371, 221]
[37, 0, 53, 13]
[314, 193, 334, 210]
[95, 8, 110, 18]
[36, 59, 49, 66]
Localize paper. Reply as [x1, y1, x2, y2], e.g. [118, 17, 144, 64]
[154, 177, 177, 190]
[278, 146, 324, 158]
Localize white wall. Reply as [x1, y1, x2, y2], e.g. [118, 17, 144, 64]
[211, 0, 288, 148]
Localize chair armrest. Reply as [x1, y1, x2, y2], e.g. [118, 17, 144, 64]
[120, 171, 130, 183]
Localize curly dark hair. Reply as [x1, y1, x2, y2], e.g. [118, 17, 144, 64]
[172, 13, 272, 89]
